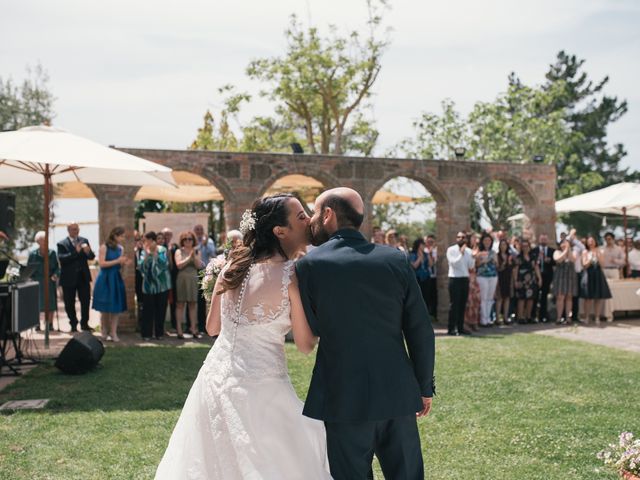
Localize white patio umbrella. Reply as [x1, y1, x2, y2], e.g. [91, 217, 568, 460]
[555, 182, 640, 273]
[0, 125, 175, 347]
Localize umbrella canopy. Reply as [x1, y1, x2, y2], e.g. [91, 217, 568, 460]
[0, 126, 174, 187]
[372, 190, 417, 204]
[0, 125, 175, 348]
[555, 182, 640, 217]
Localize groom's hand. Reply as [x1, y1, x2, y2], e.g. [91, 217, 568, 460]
[417, 397, 432, 418]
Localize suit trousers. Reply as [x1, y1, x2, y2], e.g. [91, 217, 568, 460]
[448, 277, 469, 333]
[324, 415, 423, 480]
[62, 280, 91, 328]
[536, 274, 553, 321]
[141, 291, 168, 338]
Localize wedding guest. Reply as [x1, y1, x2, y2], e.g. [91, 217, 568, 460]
[409, 238, 433, 310]
[226, 229, 243, 249]
[495, 239, 513, 325]
[476, 232, 498, 327]
[464, 233, 481, 331]
[533, 234, 555, 323]
[139, 231, 171, 340]
[156, 231, 166, 247]
[552, 237, 578, 324]
[28, 231, 60, 331]
[372, 226, 385, 245]
[175, 230, 204, 339]
[601, 232, 625, 322]
[580, 235, 612, 325]
[398, 234, 409, 254]
[513, 238, 542, 324]
[424, 234, 438, 318]
[629, 240, 640, 278]
[162, 227, 179, 331]
[93, 226, 130, 342]
[385, 229, 404, 252]
[57, 222, 96, 332]
[570, 231, 586, 322]
[601, 232, 625, 280]
[447, 231, 475, 336]
[134, 230, 144, 326]
[194, 224, 216, 333]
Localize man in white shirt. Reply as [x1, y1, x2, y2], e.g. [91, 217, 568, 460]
[446, 231, 475, 336]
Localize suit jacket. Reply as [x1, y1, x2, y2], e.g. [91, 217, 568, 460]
[57, 236, 95, 287]
[533, 245, 555, 280]
[296, 228, 435, 423]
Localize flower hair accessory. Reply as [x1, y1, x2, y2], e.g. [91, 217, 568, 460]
[240, 209, 257, 235]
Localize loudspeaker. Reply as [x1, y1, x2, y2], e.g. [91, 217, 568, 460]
[0, 191, 16, 237]
[55, 332, 105, 374]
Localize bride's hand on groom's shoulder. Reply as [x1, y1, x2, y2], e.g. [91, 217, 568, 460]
[417, 397, 432, 418]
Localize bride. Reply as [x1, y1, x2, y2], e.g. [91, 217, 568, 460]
[155, 194, 332, 480]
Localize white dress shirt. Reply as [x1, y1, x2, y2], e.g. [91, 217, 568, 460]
[447, 244, 475, 278]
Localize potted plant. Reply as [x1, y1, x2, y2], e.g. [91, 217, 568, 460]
[598, 432, 640, 480]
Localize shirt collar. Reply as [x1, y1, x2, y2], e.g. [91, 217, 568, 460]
[329, 228, 366, 242]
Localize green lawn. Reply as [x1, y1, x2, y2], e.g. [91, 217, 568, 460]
[0, 333, 638, 479]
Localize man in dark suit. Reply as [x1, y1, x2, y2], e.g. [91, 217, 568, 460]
[533, 233, 555, 323]
[57, 222, 95, 332]
[296, 188, 435, 480]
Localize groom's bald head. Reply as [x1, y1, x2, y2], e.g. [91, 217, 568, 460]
[316, 187, 365, 230]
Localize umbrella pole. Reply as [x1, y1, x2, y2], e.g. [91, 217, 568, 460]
[43, 168, 51, 349]
[623, 207, 629, 277]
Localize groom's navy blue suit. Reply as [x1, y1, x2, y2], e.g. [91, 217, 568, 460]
[296, 228, 435, 480]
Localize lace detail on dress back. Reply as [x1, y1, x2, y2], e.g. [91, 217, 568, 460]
[206, 260, 295, 381]
[221, 260, 294, 327]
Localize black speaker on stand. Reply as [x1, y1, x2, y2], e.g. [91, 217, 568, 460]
[55, 332, 105, 374]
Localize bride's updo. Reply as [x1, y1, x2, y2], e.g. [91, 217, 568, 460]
[218, 194, 294, 293]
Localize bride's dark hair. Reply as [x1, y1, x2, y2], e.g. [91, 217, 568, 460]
[218, 194, 294, 293]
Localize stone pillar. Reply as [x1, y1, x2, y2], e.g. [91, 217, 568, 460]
[223, 193, 257, 233]
[436, 193, 472, 324]
[91, 185, 139, 332]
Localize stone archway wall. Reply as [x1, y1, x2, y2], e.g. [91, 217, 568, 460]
[94, 149, 555, 330]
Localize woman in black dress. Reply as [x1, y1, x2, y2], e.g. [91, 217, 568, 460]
[513, 238, 542, 324]
[495, 239, 514, 325]
[580, 235, 612, 325]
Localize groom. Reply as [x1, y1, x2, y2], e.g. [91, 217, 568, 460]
[296, 187, 435, 480]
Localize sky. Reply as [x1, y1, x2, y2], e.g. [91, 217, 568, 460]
[2, 0, 639, 173]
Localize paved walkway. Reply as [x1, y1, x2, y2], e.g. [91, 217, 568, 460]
[437, 317, 640, 354]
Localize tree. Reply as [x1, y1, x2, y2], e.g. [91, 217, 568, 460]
[246, 2, 388, 155]
[541, 51, 636, 234]
[396, 51, 636, 233]
[0, 65, 56, 249]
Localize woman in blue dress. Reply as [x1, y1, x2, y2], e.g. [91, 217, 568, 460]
[28, 230, 60, 331]
[93, 226, 130, 342]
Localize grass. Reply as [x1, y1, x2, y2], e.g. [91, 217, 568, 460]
[0, 333, 638, 479]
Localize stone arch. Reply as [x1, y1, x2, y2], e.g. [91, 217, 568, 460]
[469, 171, 540, 210]
[365, 171, 450, 207]
[257, 166, 341, 199]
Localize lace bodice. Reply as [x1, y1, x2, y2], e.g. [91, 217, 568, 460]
[203, 260, 295, 380]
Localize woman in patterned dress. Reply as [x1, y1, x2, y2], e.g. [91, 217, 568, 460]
[513, 238, 542, 324]
[464, 233, 481, 331]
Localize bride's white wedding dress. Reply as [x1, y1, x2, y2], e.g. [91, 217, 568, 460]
[155, 260, 332, 480]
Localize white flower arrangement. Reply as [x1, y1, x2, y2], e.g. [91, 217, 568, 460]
[598, 432, 640, 477]
[200, 253, 228, 302]
[240, 209, 257, 235]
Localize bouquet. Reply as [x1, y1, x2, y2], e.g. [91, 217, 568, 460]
[598, 432, 640, 478]
[200, 254, 227, 302]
